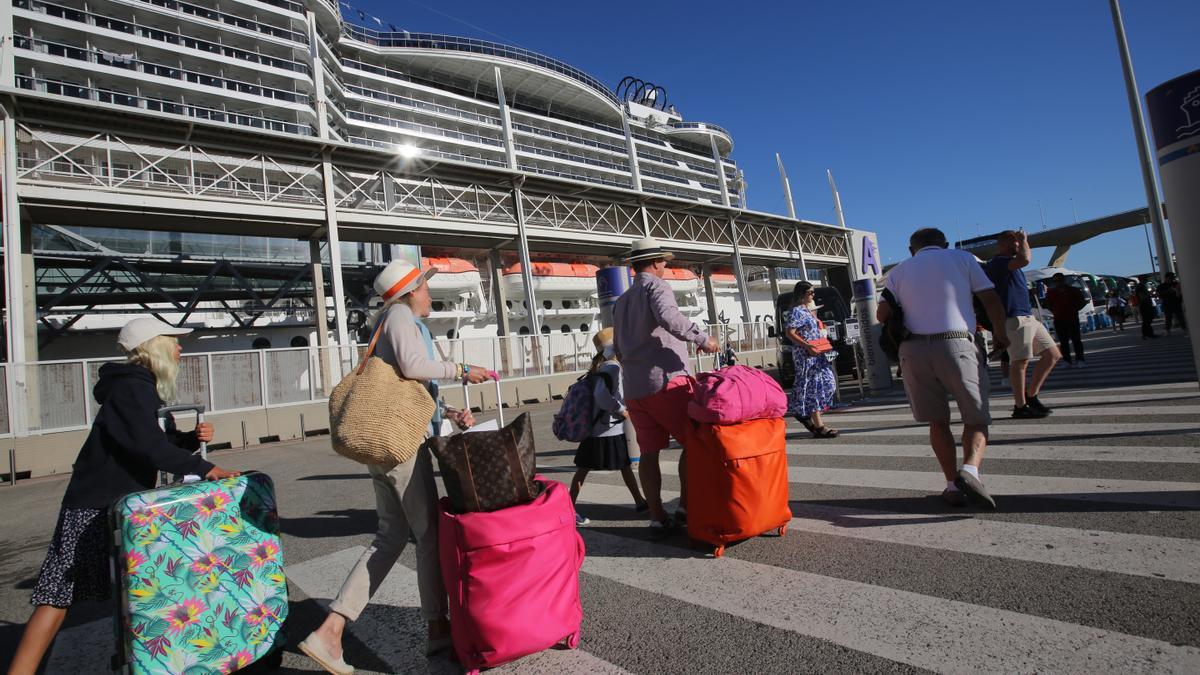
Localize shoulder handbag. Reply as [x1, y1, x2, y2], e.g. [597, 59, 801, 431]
[432, 412, 542, 513]
[808, 318, 834, 354]
[328, 321, 437, 466]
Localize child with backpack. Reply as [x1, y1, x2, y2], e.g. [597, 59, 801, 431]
[566, 328, 648, 525]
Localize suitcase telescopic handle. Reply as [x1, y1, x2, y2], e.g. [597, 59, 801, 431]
[461, 376, 504, 427]
[157, 404, 208, 460]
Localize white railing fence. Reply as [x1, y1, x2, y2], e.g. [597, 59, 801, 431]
[0, 322, 775, 437]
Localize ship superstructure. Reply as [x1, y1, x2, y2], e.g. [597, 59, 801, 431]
[1, 0, 854, 363]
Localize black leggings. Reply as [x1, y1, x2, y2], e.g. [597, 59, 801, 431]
[1164, 305, 1187, 332]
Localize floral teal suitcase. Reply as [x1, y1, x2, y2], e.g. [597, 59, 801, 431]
[109, 471, 287, 674]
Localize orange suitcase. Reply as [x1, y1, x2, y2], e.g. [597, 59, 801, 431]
[686, 417, 791, 557]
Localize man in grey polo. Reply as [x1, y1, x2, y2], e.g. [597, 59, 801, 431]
[614, 238, 719, 539]
[878, 228, 1009, 509]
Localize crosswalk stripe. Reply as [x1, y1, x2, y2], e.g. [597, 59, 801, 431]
[833, 422, 1200, 435]
[822, 405, 1200, 422]
[287, 547, 632, 675]
[650, 461, 1200, 509]
[576, 527, 1200, 673]
[575, 483, 1200, 584]
[784, 443, 1200, 463]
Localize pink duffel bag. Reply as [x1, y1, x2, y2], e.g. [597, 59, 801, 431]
[439, 477, 584, 674]
[687, 365, 788, 424]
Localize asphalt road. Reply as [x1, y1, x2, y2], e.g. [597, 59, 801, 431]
[2, 323, 1198, 673]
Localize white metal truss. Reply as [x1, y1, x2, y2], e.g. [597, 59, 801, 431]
[521, 193, 642, 235]
[645, 208, 731, 245]
[12, 124, 848, 262]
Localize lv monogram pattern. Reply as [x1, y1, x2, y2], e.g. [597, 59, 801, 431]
[434, 413, 542, 513]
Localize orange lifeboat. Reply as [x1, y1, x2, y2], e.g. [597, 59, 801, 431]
[503, 262, 600, 277]
[423, 257, 478, 274]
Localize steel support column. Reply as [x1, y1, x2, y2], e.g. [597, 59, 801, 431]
[320, 150, 350, 346]
[488, 248, 512, 374]
[702, 263, 719, 327]
[727, 218, 753, 323]
[511, 178, 540, 337]
[621, 109, 644, 192]
[494, 68, 519, 170]
[768, 266, 781, 301]
[309, 238, 332, 394]
[794, 229, 810, 282]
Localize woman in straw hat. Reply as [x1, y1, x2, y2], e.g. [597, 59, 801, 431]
[10, 318, 238, 675]
[300, 260, 493, 674]
[569, 327, 648, 526]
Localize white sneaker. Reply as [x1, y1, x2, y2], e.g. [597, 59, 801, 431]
[574, 512, 591, 526]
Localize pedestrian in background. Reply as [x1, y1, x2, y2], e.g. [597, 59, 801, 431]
[569, 328, 648, 526]
[784, 281, 839, 438]
[9, 318, 235, 675]
[1043, 273, 1087, 367]
[986, 229, 1061, 419]
[614, 238, 719, 540]
[880, 228, 1009, 510]
[1158, 272, 1187, 335]
[300, 260, 491, 674]
[1135, 282, 1158, 340]
[1106, 291, 1128, 332]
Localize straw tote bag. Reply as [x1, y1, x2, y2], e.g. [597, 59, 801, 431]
[329, 322, 436, 466]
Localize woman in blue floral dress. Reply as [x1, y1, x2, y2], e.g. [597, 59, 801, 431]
[785, 282, 839, 438]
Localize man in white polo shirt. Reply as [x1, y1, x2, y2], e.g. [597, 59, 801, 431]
[878, 228, 1009, 509]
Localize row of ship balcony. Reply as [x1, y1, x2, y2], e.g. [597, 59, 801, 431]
[17, 75, 315, 136]
[15, 36, 312, 106]
[18, 0, 313, 75]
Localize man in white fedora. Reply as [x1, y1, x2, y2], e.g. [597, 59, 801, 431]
[613, 238, 719, 539]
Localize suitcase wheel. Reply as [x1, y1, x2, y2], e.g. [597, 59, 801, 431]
[777, 524, 788, 537]
[565, 630, 581, 649]
[713, 544, 725, 558]
[265, 649, 284, 669]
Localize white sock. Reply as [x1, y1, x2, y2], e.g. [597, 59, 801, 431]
[945, 480, 959, 491]
[960, 464, 980, 479]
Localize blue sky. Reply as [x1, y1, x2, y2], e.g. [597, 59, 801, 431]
[350, 0, 1197, 275]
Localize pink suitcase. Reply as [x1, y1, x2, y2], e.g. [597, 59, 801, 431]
[438, 476, 584, 673]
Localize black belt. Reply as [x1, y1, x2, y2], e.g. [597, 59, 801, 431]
[908, 331, 973, 340]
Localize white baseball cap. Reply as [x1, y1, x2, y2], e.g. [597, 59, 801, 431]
[117, 317, 191, 353]
[373, 259, 437, 301]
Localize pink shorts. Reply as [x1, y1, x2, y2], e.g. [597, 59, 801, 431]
[626, 375, 696, 455]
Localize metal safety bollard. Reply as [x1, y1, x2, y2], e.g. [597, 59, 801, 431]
[8, 448, 15, 486]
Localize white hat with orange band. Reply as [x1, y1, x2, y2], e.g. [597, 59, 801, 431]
[372, 259, 438, 302]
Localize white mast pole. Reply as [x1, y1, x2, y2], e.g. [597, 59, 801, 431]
[776, 153, 796, 220]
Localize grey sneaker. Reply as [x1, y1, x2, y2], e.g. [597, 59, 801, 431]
[955, 470, 997, 510]
[574, 512, 591, 527]
[648, 517, 672, 541]
[941, 488, 966, 507]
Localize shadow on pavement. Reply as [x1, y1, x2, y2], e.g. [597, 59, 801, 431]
[282, 509, 377, 538]
[296, 474, 370, 481]
[799, 491, 1200, 515]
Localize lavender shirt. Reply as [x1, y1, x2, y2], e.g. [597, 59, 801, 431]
[613, 272, 710, 401]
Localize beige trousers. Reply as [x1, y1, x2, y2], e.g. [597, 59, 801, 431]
[328, 441, 447, 622]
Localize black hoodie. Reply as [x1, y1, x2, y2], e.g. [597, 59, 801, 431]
[61, 362, 215, 509]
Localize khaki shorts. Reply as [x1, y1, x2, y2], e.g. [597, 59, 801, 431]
[899, 337, 991, 426]
[1005, 315, 1056, 361]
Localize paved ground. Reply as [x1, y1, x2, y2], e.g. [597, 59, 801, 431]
[2, 322, 1198, 673]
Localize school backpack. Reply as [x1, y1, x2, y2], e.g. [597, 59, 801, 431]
[552, 371, 614, 442]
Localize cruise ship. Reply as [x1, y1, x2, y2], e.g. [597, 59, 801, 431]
[3, 0, 850, 362]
